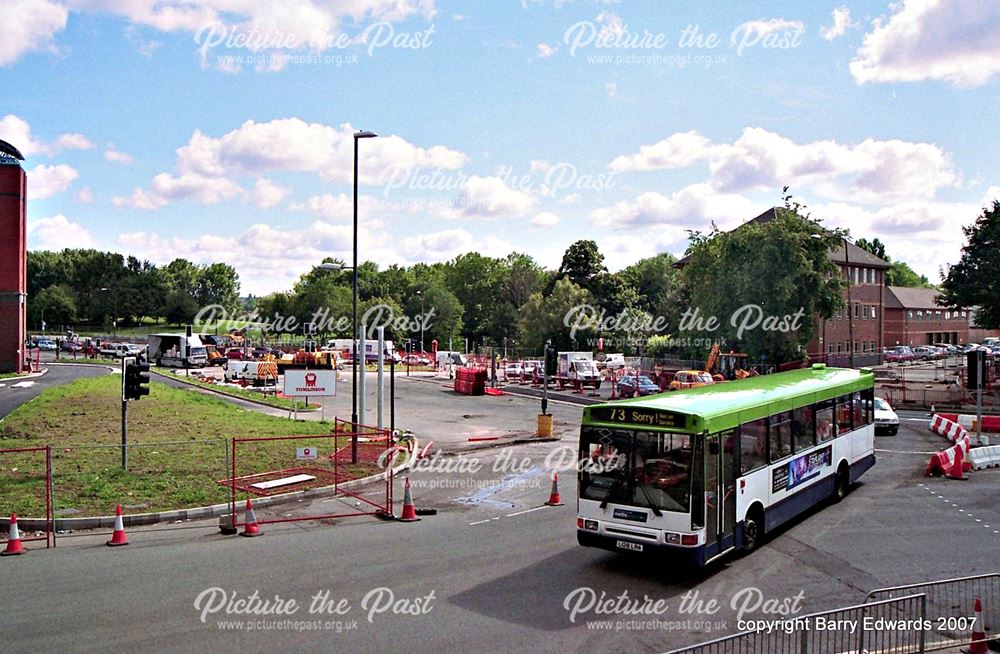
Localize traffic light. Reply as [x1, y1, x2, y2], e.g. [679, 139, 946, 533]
[123, 357, 151, 401]
[544, 342, 558, 377]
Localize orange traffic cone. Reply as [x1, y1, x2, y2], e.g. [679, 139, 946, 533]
[2, 513, 24, 556]
[398, 477, 420, 522]
[947, 445, 969, 480]
[963, 597, 989, 654]
[106, 504, 129, 547]
[241, 499, 261, 537]
[545, 471, 564, 506]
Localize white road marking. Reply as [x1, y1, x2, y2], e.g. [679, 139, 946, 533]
[468, 517, 502, 526]
[506, 506, 549, 518]
[10, 381, 35, 388]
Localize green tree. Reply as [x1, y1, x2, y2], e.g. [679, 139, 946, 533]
[886, 261, 932, 288]
[196, 262, 241, 311]
[163, 259, 201, 297]
[163, 290, 198, 324]
[940, 200, 1000, 328]
[855, 237, 888, 262]
[519, 278, 595, 353]
[443, 253, 504, 343]
[680, 208, 845, 363]
[555, 240, 606, 292]
[620, 253, 680, 315]
[404, 282, 463, 348]
[30, 284, 77, 329]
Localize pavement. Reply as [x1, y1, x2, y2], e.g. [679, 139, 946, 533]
[2, 403, 998, 654]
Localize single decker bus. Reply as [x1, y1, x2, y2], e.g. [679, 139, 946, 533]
[577, 363, 875, 565]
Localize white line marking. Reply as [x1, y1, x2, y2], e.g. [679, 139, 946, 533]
[506, 506, 549, 518]
[468, 516, 503, 526]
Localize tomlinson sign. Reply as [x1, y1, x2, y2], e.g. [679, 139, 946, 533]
[283, 369, 337, 397]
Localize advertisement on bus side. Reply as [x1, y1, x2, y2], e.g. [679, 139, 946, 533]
[772, 445, 831, 493]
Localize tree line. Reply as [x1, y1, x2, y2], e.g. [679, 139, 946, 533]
[29, 198, 998, 364]
[27, 250, 240, 331]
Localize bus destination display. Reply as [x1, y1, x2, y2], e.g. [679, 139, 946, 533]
[589, 406, 686, 429]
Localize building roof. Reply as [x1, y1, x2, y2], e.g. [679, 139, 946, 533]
[885, 286, 949, 310]
[675, 207, 891, 269]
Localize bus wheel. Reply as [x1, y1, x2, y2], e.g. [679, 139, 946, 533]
[742, 506, 764, 553]
[834, 463, 850, 502]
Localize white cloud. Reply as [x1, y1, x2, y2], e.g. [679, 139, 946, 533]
[850, 0, 1000, 87]
[117, 216, 401, 295]
[28, 215, 96, 250]
[75, 186, 93, 204]
[821, 6, 854, 41]
[735, 18, 804, 37]
[605, 81, 618, 97]
[113, 173, 243, 209]
[289, 193, 387, 221]
[104, 148, 134, 164]
[537, 42, 558, 58]
[176, 118, 466, 185]
[251, 178, 291, 209]
[609, 131, 716, 172]
[396, 228, 515, 262]
[611, 127, 960, 205]
[0, 0, 68, 66]
[590, 183, 762, 230]
[0, 115, 94, 157]
[447, 175, 535, 218]
[559, 193, 582, 205]
[26, 164, 79, 200]
[531, 211, 560, 227]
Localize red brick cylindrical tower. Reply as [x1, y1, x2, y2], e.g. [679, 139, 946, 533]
[0, 144, 27, 374]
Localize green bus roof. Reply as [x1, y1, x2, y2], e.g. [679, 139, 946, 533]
[584, 364, 874, 434]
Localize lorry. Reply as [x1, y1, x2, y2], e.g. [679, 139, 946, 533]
[147, 333, 209, 368]
[324, 339, 399, 363]
[557, 352, 602, 389]
[224, 360, 278, 386]
[436, 351, 467, 369]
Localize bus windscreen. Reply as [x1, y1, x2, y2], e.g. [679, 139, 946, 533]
[580, 428, 691, 513]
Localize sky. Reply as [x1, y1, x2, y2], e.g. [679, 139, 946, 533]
[2, 0, 999, 296]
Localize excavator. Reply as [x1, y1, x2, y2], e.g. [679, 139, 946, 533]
[705, 344, 757, 381]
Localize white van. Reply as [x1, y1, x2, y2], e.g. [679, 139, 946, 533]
[436, 351, 466, 368]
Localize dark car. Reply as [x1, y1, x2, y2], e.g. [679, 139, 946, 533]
[252, 346, 271, 359]
[617, 375, 660, 397]
[884, 346, 914, 363]
[226, 348, 246, 360]
[61, 340, 83, 352]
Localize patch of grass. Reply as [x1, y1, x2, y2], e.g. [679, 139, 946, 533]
[0, 372, 25, 379]
[0, 375, 383, 517]
[153, 369, 319, 412]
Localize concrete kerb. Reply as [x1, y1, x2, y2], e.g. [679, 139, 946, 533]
[0, 367, 50, 380]
[6, 440, 417, 532]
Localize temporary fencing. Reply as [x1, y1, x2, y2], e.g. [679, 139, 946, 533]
[220, 421, 396, 531]
[0, 446, 53, 550]
[866, 573, 999, 652]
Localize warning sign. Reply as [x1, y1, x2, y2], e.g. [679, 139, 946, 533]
[296, 447, 318, 460]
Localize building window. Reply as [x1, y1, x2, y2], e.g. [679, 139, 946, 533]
[837, 342, 843, 353]
[827, 344, 834, 354]
[862, 305, 869, 320]
[853, 340, 859, 353]
[872, 306, 877, 320]
[854, 303, 861, 319]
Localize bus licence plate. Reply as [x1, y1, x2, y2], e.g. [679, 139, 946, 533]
[616, 540, 643, 552]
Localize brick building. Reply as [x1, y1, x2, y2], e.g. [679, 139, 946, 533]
[0, 140, 27, 373]
[884, 286, 970, 347]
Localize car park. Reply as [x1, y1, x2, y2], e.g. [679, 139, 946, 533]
[873, 397, 899, 436]
[617, 375, 660, 397]
[668, 370, 715, 391]
[884, 346, 914, 363]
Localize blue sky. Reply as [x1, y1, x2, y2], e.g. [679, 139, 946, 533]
[3, 0, 998, 295]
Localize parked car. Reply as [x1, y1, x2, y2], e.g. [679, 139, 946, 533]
[99, 343, 133, 358]
[597, 353, 626, 371]
[912, 346, 939, 361]
[60, 340, 83, 353]
[617, 375, 661, 397]
[874, 397, 899, 436]
[35, 338, 57, 351]
[884, 346, 914, 363]
[252, 346, 271, 359]
[504, 362, 523, 380]
[669, 370, 715, 391]
[226, 348, 246, 360]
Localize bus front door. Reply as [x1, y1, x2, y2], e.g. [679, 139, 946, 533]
[705, 432, 737, 559]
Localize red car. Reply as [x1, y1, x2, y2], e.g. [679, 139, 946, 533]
[226, 348, 245, 360]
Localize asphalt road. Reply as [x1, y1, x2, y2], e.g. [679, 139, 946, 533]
[0, 364, 110, 421]
[2, 408, 998, 654]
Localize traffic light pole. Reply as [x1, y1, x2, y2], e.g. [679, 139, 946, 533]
[121, 398, 128, 471]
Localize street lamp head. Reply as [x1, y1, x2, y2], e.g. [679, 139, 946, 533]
[318, 262, 351, 271]
[354, 130, 378, 139]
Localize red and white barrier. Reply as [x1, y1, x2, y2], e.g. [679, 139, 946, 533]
[928, 414, 968, 444]
[934, 412, 1000, 434]
[925, 435, 972, 478]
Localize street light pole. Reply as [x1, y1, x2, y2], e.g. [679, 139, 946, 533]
[844, 236, 854, 369]
[352, 130, 377, 441]
[417, 290, 424, 353]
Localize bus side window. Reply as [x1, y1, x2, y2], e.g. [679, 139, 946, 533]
[741, 418, 767, 473]
[815, 400, 835, 443]
[862, 387, 875, 425]
[792, 405, 815, 451]
[836, 394, 853, 434]
[769, 412, 792, 462]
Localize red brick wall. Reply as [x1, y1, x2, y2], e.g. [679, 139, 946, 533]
[0, 165, 27, 373]
[884, 308, 970, 346]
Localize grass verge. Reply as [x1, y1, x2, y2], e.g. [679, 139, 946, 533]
[152, 369, 320, 412]
[0, 375, 384, 517]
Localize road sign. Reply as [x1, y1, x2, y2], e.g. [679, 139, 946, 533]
[296, 447, 318, 460]
[283, 369, 336, 397]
